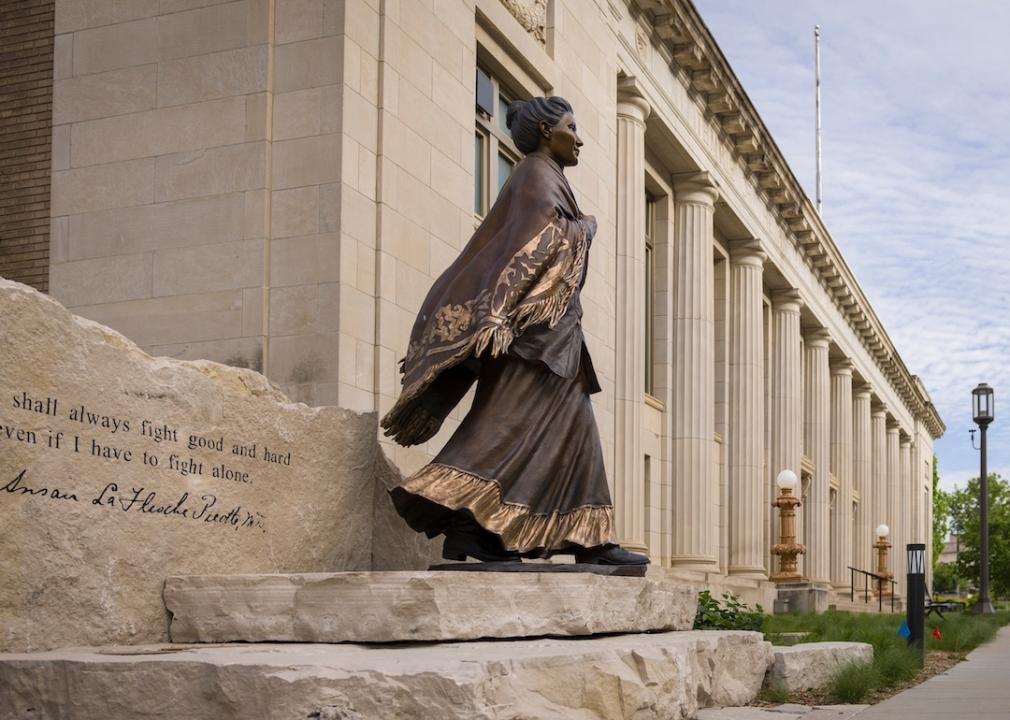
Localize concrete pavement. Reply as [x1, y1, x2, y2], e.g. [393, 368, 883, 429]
[854, 623, 1010, 719]
[697, 704, 867, 719]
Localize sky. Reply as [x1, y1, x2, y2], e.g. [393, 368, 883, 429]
[692, 0, 1010, 495]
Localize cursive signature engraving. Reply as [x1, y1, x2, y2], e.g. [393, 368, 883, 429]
[1, 470, 265, 532]
[91, 482, 265, 531]
[3, 468, 79, 502]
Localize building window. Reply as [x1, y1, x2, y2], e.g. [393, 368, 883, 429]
[645, 195, 656, 396]
[475, 66, 522, 218]
[474, 132, 488, 216]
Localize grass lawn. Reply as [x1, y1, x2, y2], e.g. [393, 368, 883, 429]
[761, 609, 1010, 704]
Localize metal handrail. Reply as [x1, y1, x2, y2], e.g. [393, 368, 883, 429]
[848, 565, 897, 613]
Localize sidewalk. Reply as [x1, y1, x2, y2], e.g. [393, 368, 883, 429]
[854, 623, 1010, 719]
[698, 624, 1010, 720]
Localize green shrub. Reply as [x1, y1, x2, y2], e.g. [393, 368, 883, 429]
[693, 590, 765, 631]
[829, 661, 879, 703]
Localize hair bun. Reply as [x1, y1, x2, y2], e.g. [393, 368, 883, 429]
[505, 100, 526, 131]
[505, 96, 573, 155]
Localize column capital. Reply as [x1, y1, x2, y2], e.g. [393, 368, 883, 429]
[804, 327, 831, 349]
[771, 288, 803, 313]
[871, 406, 888, 419]
[886, 418, 901, 433]
[831, 358, 854, 377]
[729, 239, 766, 267]
[617, 85, 651, 126]
[900, 437, 912, 448]
[672, 171, 718, 206]
[853, 384, 873, 400]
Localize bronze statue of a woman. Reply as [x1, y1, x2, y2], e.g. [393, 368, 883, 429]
[381, 97, 647, 566]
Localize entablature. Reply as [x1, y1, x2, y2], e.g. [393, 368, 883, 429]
[626, 0, 944, 439]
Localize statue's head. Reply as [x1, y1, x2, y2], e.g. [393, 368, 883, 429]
[506, 96, 582, 167]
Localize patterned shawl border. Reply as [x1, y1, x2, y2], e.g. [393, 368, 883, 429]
[397, 462, 616, 552]
[381, 220, 588, 445]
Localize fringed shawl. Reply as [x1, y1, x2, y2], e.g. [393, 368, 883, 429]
[381, 152, 590, 446]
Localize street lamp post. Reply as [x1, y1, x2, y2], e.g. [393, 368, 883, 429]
[972, 383, 995, 615]
[906, 543, 926, 666]
[771, 469, 805, 583]
[875, 524, 892, 597]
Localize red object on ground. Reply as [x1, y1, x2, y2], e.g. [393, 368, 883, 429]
[933, 627, 942, 641]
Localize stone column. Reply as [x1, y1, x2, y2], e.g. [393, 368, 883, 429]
[852, 387, 873, 572]
[613, 87, 651, 554]
[768, 289, 803, 572]
[803, 329, 831, 585]
[910, 436, 923, 544]
[870, 407, 888, 578]
[899, 437, 912, 596]
[886, 422, 900, 565]
[670, 172, 718, 569]
[727, 240, 766, 577]
[830, 360, 854, 590]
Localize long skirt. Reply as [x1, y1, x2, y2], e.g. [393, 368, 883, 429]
[389, 353, 616, 557]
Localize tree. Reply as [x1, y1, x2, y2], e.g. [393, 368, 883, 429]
[932, 456, 949, 569]
[948, 473, 1010, 598]
[932, 562, 963, 594]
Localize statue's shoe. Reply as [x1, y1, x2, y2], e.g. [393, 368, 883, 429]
[441, 515, 522, 563]
[574, 544, 649, 565]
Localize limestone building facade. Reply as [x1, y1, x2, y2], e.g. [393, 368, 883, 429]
[28, 0, 944, 604]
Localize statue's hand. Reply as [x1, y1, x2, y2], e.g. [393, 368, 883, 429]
[580, 214, 597, 240]
[386, 404, 442, 446]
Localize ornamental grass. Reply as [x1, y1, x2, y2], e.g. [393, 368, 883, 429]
[764, 609, 1010, 703]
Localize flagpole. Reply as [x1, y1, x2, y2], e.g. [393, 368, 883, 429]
[815, 25, 822, 215]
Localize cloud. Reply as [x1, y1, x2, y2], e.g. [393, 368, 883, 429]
[694, 0, 1010, 490]
[939, 467, 1010, 496]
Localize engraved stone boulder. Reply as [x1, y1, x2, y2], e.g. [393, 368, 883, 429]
[0, 279, 387, 652]
[164, 571, 699, 643]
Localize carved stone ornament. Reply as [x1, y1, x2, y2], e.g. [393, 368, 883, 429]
[499, 0, 547, 45]
[636, 26, 649, 56]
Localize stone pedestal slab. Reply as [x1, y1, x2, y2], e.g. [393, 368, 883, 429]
[0, 631, 772, 720]
[165, 571, 698, 643]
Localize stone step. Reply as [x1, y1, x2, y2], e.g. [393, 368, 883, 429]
[830, 593, 904, 614]
[164, 571, 697, 644]
[0, 631, 772, 720]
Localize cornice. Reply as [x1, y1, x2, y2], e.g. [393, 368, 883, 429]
[626, 0, 945, 439]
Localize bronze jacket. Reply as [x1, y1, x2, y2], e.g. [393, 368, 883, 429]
[381, 151, 598, 446]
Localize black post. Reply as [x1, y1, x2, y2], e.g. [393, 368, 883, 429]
[978, 424, 994, 614]
[907, 543, 926, 666]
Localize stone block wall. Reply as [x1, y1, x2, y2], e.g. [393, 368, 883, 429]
[0, 0, 54, 292]
[48, 0, 273, 375]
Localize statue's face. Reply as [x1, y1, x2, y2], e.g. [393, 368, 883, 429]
[542, 112, 583, 167]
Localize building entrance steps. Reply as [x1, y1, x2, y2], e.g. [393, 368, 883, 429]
[164, 570, 698, 644]
[830, 593, 904, 614]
